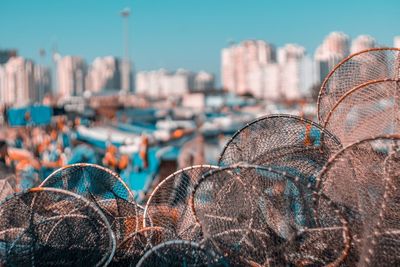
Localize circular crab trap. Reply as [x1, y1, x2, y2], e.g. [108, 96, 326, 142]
[218, 114, 341, 189]
[191, 164, 350, 266]
[322, 79, 400, 146]
[112, 226, 175, 266]
[136, 240, 226, 267]
[40, 163, 144, 243]
[144, 165, 218, 244]
[317, 48, 400, 124]
[0, 187, 116, 266]
[316, 136, 400, 265]
[358, 149, 400, 266]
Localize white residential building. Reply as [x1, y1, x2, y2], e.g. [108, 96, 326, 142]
[351, 35, 376, 54]
[314, 31, 350, 82]
[221, 40, 276, 95]
[247, 63, 280, 99]
[394, 36, 400, 48]
[194, 71, 214, 91]
[34, 65, 51, 102]
[136, 69, 214, 98]
[86, 56, 121, 93]
[278, 44, 318, 99]
[57, 56, 87, 98]
[246, 44, 318, 100]
[0, 57, 36, 106]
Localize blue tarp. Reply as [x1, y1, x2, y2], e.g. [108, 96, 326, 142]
[7, 105, 52, 127]
[121, 147, 160, 194]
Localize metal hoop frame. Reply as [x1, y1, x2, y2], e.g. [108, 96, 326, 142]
[317, 47, 400, 123]
[143, 165, 219, 231]
[0, 187, 117, 267]
[190, 163, 351, 267]
[218, 114, 341, 166]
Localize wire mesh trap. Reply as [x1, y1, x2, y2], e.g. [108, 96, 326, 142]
[0, 187, 115, 266]
[111, 226, 175, 266]
[317, 48, 400, 124]
[316, 135, 400, 266]
[0, 176, 15, 203]
[191, 164, 350, 266]
[40, 163, 144, 246]
[136, 240, 226, 267]
[143, 165, 218, 244]
[218, 114, 341, 189]
[322, 79, 400, 146]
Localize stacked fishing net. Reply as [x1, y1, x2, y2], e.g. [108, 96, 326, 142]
[0, 187, 115, 266]
[0, 163, 145, 266]
[316, 137, 400, 266]
[318, 48, 400, 146]
[40, 164, 144, 244]
[191, 165, 350, 266]
[313, 48, 400, 266]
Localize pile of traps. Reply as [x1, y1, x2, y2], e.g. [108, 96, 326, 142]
[0, 48, 400, 266]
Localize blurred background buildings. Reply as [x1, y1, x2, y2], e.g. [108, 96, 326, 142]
[1, 32, 398, 106]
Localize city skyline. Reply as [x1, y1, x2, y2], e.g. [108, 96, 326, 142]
[1, 31, 399, 105]
[1, 0, 399, 85]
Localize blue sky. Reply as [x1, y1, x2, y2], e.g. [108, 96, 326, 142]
[1, 0, 399, 84]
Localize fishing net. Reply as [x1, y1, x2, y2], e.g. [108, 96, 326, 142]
[316, 136, 400, 265]
[218, 114, 341, 189]
[192, 165, 350, 266]
[40, 163, 143, 246]
[0, 187, 115, 266]
[136, 240, 226, 267]
[144, 165, 218, 244]
[112, 226, 175, 266]
[361, 150, 400, 266]
[317, 48, 400, 123]
[0, 176, 15, 202]
[323, 79, 400, 146]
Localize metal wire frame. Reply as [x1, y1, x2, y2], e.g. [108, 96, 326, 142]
[314, 135, 400, 265]
[136, 239, 225, 267]
[143, 165, 219, 244]
[40, 163, 145, 232]
[0, 176, 14, 202]
[358, 149, 400, 266]
[112, 226, 174, 266]
[0, 187, 116, 267]
[315, 134, 400, 198]
[322, 79, 400, 146]
[317, 47, 400, 124]
[190, 163, 351, 267]
[219, 114, 341, 162]
[40, 163, 135, 199]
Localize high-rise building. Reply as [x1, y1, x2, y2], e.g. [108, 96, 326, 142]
[394, 36, 400, 48]
[221, 40, 276, 95]
[351, 35, 376, 53]
[0, 57, 36, 106]
[0, 49, 17, 64]
[34, 65, 52, 102]
[136, 69, 214, 98]
[314, 31, 350, 82]
[56, 56, 87, 98]
[0, 66, 5, 104]
[278, 44, 318, 99]
[247, 63, 280, 99]
[194, 71, 215, 91]
[86, 56, 121, 93]
[121, 60, 133, 93]
[247, 44, 318, 100]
